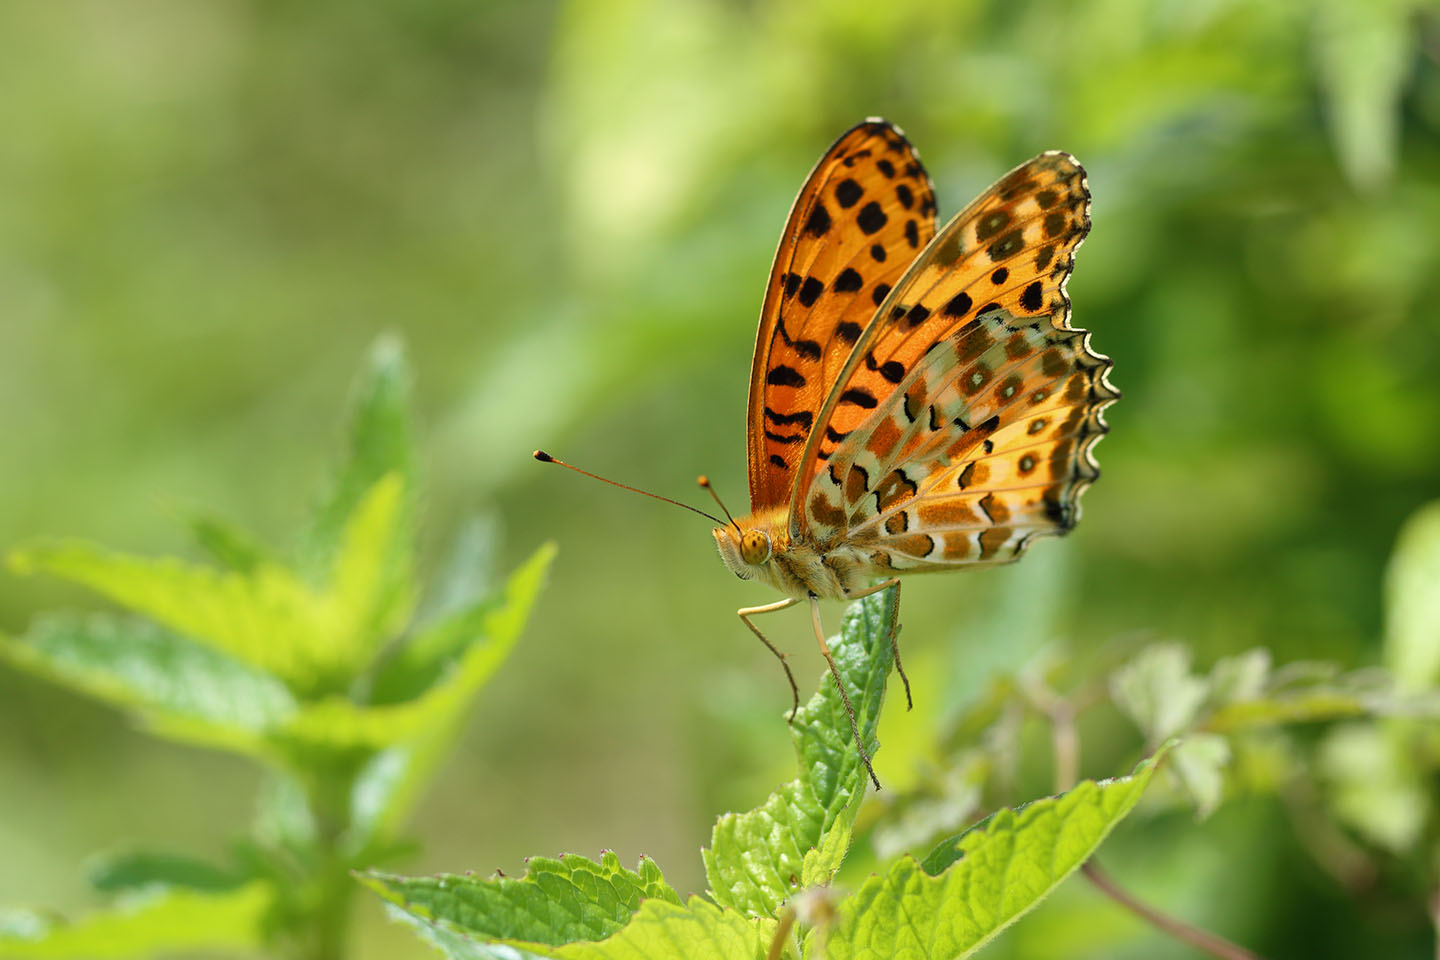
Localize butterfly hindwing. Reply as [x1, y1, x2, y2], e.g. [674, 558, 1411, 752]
[797, 151, 1116, 563]
[746, 120, 938, 512]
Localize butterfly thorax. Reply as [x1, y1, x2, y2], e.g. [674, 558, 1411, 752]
[712, 507, 872, 601]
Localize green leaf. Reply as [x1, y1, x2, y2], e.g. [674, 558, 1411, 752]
[1313, 0, 1414, 191]
[1320, 723, 1428, 853]
[1109, 644, 1208, 746]
[304, 333, 415, 578]
[418, 514, 503, 625]
[361, 851, 681, 949]
[835, 749, 1167, 960]
[552, 898, 771, 960]
[8, 539, 334, 689]
[376, 903, 550, 960]
[188, 514, 272, 575]
[0, 883, 271, 958]
[1169, 733, 1231, 820]
[326, 472, 416, 664]
[1384, 500, 1440, 694]
[1206, 649, 1270, 706]
[704, 587, 899, 920]
[0, 613, 297, 749]
[86, 851, 245, 894]
[280, 543, 555, 755]
[342, 543, 556, 846]
[1204, 689, 1373, 732]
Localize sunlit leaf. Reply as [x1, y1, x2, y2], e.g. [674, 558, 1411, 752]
[1312, 0, 1413, 191]
[833, 750, 1167, 960]
[7, 540, 333, 689]
[0, 614, 296, 750]
[1384, 500, 1440, 694]
[1320, 723, 1428, 853]
[0, 883, 271, 958]
[304, 333, 415, 578]
[360, 851, 680, 949]
[704, 587, 899, 919]
[327, 472, 415, 664]
[340, 543, 555, 846]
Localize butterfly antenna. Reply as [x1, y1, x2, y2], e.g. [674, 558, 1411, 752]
[533, 451, 725, 525]
[697, 476, 743, 535]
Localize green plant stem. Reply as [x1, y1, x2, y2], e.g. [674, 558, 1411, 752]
[1028, 680, 1269, 960]
[294, 768, 361, 960]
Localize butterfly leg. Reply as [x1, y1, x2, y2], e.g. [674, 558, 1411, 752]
[738, 597, 802, 721]
[844, 578, 911, 711]
[809, 595, 882, 791]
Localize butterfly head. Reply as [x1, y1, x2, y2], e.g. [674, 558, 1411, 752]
[713, 523, 773, 581]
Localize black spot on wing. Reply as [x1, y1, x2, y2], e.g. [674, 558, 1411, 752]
[805, 203, 832, 236]
[834, 268, 863, 292]
[799, 276, 824, 307]
[857, 202, 887, 234]
[767, 365, 806, 387]
[1020, 282, 1044, 312]
[943, 292, 972, 317]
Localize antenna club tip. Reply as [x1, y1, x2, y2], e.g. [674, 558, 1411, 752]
[533, 450, 554, 463]
[697, 475, 711, 487]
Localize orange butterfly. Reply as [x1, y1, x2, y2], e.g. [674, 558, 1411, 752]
[540, 119, 1117, 788]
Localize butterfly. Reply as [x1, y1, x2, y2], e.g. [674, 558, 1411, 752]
[540, 119, 1117, 789]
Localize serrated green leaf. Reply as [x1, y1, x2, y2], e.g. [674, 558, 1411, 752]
[305, 333, 415, 578]
[1109, 643, 1208, 746]
[86, 850, 244, 894]
[7, 539, 335, 688]
[361, 851, 681, 949]
[704, 587, 898, 920]
[1170, 733, 1231, 820]
[1385, 500, 1440, 693]
[0, 883, 271, 958]
[0, 613, 297, 749]
[552, 898, 770, 960]
[827, 750, 1166, 960]
[378, 894, 768, 960]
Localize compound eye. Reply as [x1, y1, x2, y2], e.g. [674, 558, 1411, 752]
[739, 531, 771, 565]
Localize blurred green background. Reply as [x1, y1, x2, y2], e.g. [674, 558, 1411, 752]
[3, 0, 1438, 957]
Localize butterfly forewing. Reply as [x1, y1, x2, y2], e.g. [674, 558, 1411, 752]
[794, 151, 1117, 566]
[746, 120, 938, 512]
